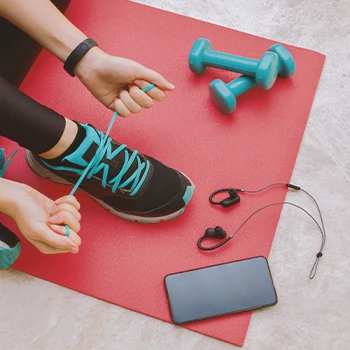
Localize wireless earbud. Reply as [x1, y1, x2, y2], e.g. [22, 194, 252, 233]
[204, 226, 227, 239]
[198, 226, 233, 251]
[221, 189, 240, 207]
[209, 188, 241, 208]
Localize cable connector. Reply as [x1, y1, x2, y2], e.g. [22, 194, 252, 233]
[286, 183, 301, 191]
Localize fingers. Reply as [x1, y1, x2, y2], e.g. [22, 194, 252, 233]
[48, 195, 82, 248]
[44, 227, 80, 253]
[129, 85, 154, 107]
[50, 202, 81, 222]
[54, 195, 80, 210]
[112, 81, 166, 117]
[110, 62, 174, 116]
[49, 210, 80, 233]
[119, 90, 141, 114]
[112, 89, 148, 118]
[34, 227, 80, 254]
[135, 64, 175, 91]
[33, 241, 70, 255]
[133, 80, 165, 101]
[113, 99, 131, 117]
[49, 224, 81, 247]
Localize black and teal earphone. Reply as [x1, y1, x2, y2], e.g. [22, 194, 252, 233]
[198, 183, 326, 279]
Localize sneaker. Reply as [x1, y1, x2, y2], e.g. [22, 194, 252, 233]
[26, 123, 195, 223]
[0, 223, 21, 270]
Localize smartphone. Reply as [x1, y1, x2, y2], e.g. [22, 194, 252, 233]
[164, 256, 277, 325]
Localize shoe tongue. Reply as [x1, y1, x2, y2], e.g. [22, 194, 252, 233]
[64, 124, 145, 191]
[98, 140, 145, 191]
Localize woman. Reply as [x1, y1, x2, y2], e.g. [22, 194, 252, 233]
[0, 0, 194, 257]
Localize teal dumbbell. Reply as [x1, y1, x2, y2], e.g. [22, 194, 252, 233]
[209, 76, 257, 114]
[189, 38, 296, 90]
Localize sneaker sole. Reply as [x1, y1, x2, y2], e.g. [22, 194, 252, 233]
[26, 151, 195, 224]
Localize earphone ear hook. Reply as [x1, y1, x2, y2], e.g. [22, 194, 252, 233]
[209, 188, 241, 208]
[197, 226, 233, 251]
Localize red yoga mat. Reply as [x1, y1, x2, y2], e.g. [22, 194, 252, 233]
[0, 0, 325, 346]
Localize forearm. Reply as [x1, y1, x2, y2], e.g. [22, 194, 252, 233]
[0, 0, 86, 62]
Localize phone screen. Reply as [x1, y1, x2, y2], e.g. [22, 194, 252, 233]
[164, 256, 277, 325]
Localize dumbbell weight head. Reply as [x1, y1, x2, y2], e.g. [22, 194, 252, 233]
[268, 44, 296, 78]
[189, 38, 212, 74]
[209, 79, 237, 114]
[255, 51, 280, 90]
[209, 76, 257, 114]
[189, 38, 281, 90]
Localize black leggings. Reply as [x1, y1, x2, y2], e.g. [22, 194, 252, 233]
[0, 0, 71, 154]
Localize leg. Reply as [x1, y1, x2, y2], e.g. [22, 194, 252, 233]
[0, 75, 75, 155]
[0, 1, 72, 268]
[0, 0, 194, 224]
[0, 0, 71, 87]
[0, 0, 76, 155]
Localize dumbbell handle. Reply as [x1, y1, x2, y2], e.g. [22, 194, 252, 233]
[203, 49, 259, 76]
[227, 76, 257, 97]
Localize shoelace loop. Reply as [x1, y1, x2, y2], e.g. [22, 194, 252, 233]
[83, 131, 150, 196]
[69, 84, 155, 197]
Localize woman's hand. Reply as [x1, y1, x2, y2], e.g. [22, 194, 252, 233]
[0, 1, 174, 117]
[75, 47, 175, 117]
[5, 181, 82, 254]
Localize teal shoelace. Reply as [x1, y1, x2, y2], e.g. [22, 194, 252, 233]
[0, 84, 156, 242]
[76, 128, 150, 196]
[0, 148, 18, 178]
[0, 84, 155, 239]
[0, 84, 155, 237]
[68, 83, 155, 198]
[64, 83, 156, 236]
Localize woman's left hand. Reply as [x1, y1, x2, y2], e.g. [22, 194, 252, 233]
[74, 47, 175, 117]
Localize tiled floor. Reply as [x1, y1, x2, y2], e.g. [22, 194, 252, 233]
[1, 1, 349, 349]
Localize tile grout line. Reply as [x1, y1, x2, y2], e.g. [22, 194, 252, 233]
[213, 0, 236, 28]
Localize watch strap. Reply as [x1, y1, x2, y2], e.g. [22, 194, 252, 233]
[64, 38, 98, 77]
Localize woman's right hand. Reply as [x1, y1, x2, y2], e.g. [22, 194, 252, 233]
[75, 48, 175, 117]
[4, 181, 82, 254]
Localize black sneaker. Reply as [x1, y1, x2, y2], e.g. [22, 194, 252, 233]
[0, 223, 21, 269]
[26, 123, 195, 223]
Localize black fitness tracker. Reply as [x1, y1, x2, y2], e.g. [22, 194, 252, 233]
[64, 38, 98, 77]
